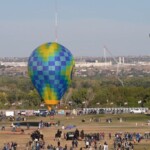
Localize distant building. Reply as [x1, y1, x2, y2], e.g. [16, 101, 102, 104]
[75, 61, 112, 67]
[0, 61, 27, 67]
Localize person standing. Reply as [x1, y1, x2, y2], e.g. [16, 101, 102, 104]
[98, 143, 102, 150]
[85, 140, 89, 149]
[109, 133, 111, 139]
[103, 141, 108, 150]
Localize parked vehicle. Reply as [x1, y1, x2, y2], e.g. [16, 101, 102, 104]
[33, 109, 48, 116]
[18, 110, 26, 116]
[40, 111, 48, 117]
[5, 111, 14, 117]
[66, 132, 75, 140]
[130, 108, 145, 114]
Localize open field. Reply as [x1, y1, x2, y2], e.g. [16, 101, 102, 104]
[0, 113, 150, 149]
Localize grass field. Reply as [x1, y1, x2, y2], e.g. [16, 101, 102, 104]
[0, 113, 150, 150]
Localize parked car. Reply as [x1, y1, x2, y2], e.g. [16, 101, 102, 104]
[40, 111, 48, 117]
[5, 111, 14, 117]
[34, 109, 48, 116]
[99, 109, 105, 114]
[130, 108, 145, 114]
[48, 110, 56, 116]
[66, 132, 75, 140]
[18, 110, 26, 116]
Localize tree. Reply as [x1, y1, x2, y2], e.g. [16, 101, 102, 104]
[26, 89, 41, 107]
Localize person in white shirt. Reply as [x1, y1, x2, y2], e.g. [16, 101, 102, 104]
[103, 141, 108, 150]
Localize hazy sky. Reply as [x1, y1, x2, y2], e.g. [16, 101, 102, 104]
[0, 0, 150, 57]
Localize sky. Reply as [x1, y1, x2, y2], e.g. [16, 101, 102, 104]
[0, 0, 150, 57]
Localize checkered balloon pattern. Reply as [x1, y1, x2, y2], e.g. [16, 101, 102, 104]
[28, 42, 74, 105]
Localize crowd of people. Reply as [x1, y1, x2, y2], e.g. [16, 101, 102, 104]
[45, 129, 145, 150]
[113, 132, 135, 150]
[1, 118, 149, 150]
[1, 127, 147, 150]
[46, 140, 108, 150]
[3, 142, 17, 150]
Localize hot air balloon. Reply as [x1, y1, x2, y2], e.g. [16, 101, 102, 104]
[28, 42, 74, 110]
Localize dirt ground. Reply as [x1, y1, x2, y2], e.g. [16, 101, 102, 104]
[0, 114, 150, 150]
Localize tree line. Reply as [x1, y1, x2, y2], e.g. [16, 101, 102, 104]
[0, 76, 149, 109]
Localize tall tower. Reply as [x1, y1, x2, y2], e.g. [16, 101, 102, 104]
[103, 47, 107, 69]
[119, 57, 122, 64]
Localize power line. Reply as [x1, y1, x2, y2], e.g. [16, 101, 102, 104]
[104, 46, 124, 87]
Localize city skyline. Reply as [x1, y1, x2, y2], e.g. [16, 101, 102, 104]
[0, 0, 150, 57]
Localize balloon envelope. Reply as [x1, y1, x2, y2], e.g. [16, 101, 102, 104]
[28, 42, 74, 106]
